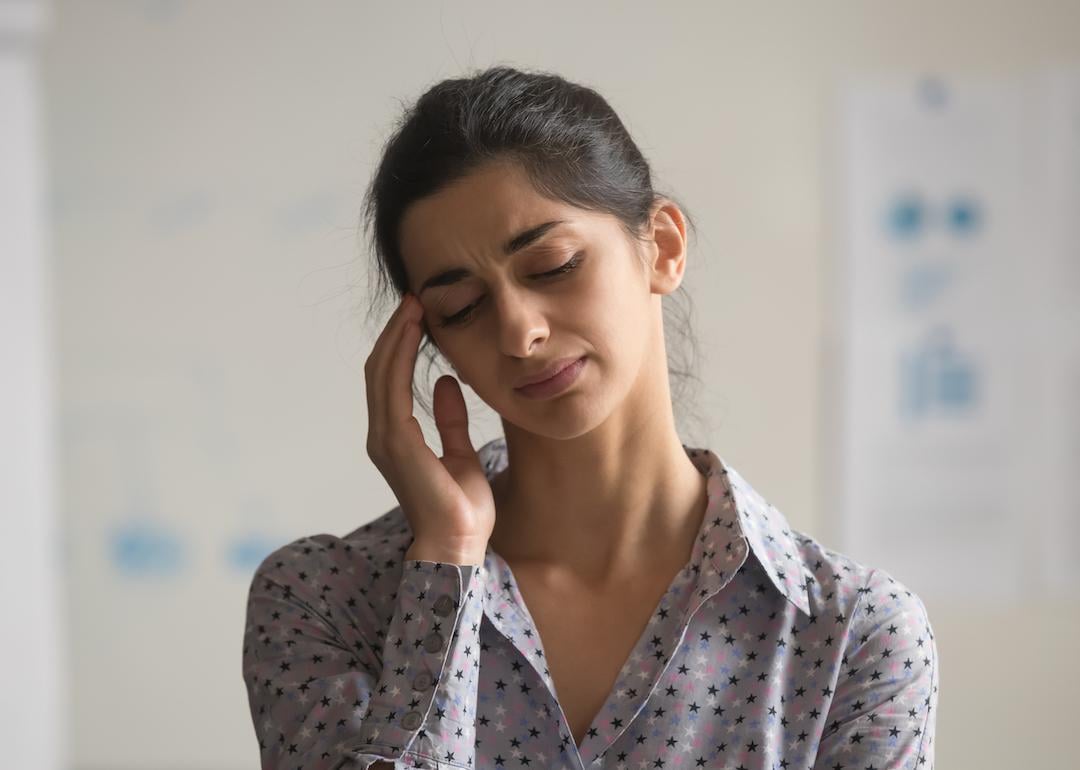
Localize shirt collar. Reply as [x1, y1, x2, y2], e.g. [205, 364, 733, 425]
[684, 445, 814, 617]
[476, 437, 813, 618]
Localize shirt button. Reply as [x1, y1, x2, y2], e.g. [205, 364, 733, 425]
[412, 671, 434, 691]
[423, 631, 445, 653]
[401, 710, 423, 730]
[433, 594, 455, 617]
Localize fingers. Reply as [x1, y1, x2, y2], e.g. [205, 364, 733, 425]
[365, 293, 423, 453]
[387, 298, 424, 428]
[364, 295, 406, 432]
[433, 374, 475, 459]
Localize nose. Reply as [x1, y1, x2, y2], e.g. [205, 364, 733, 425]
[493, 286, 550, 358]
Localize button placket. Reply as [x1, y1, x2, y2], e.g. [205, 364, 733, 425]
[402, 595, 452, 732]
[399, 595, 453, 731]
[351, 561, 488, 759]
[422, 630, 445, 653]
[433, 593, 455, 618]
[412, 670, 434, 691]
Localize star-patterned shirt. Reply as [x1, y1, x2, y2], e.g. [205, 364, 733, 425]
[242, 436, 938, 770]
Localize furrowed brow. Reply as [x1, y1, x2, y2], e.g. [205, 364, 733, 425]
[418, 219, 567, 295]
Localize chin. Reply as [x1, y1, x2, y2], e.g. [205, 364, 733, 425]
[495, 396, 613, 442]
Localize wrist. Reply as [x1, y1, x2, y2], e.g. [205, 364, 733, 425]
[405, 538, 487, 566]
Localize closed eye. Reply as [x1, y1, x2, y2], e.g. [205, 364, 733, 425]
[539, 251, 584, 278]
[437, 252, 584, 328]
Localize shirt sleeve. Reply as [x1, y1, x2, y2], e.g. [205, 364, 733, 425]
[241, 535, 487, 770]
[812, 567, 940, 770]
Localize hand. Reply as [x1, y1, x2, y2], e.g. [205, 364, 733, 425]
[364, 292, 495, 564]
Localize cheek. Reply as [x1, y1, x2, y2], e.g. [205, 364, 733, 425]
[586, 283, 653, 364]
[441, 343, 481, 385]
[584, 274, 639, 329]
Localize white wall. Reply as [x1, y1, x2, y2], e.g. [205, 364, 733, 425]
[36, 2, 1080, 768]
[0, 1, 66, 769]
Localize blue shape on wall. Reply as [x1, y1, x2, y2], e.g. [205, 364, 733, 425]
[884, 190, 986, 243]
[917, 75, 949, 111]
[899, 325, 979, 421]
[900, 261, 953, 310]
[225, 532, 283, 573]
[108, 518, 187, 577]
[272, 189, 343, 238]
[946, 195, 982, 236]
[887, 192, 926, 241]
[146, 189, 214, 235]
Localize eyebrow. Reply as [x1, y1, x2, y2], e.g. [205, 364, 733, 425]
[417, 219, 567, 295]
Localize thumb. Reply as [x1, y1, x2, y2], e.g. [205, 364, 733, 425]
[433, 374, 477, 459]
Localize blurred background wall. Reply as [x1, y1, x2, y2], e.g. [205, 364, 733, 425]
[2, 0, 1078, 768]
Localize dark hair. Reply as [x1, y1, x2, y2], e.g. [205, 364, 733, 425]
[357, 64, 710, 444]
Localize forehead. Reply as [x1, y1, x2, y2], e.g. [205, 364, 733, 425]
[398, 161, 587, 267]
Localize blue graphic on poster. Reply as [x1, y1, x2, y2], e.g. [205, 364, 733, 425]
[899, 325, 979, 420]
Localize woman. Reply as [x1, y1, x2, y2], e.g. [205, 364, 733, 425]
[241, 65, 938, 770]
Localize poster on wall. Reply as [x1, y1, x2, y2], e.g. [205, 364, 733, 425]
[829, 69, 1080, 602]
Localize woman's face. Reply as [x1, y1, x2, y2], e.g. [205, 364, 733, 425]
[398, 160, 682, 438]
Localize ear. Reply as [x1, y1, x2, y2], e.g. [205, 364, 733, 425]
[645, 199, 689, 297]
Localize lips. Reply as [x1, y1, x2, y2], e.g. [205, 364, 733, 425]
[513, 356, 584, 389]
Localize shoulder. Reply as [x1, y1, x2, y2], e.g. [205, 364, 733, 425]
[788, 533, 939, 753]
[794, 529, 937, 686]
[715, 454, 932, 635]
[788, 526, 934, 639]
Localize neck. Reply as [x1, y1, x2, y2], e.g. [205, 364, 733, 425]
[487, 391, 707, 588]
